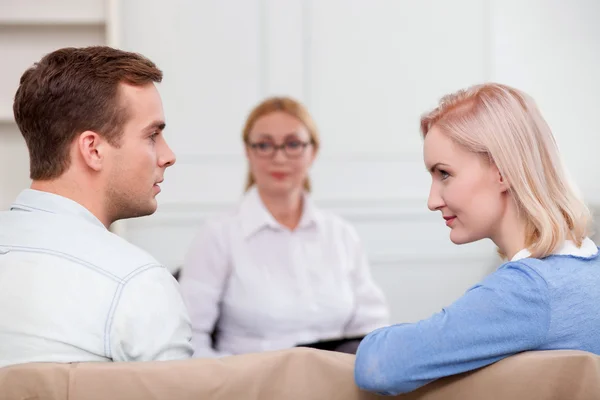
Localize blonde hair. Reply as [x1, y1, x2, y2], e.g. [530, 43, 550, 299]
[242, 96, 320, 192]
[420, 83, 591, 259]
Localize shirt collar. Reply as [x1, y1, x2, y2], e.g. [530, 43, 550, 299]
[10, 189, 106, 229]
[239, 186, 321, 238]
[511, 237, 599, 261]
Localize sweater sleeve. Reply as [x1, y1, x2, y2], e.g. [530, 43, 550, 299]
[354, 262, 551, 395]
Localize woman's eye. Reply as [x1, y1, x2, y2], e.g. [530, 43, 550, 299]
[439, 170, 450, 180]
[286, 141, 302, 149]
[257, 142, 273, 150]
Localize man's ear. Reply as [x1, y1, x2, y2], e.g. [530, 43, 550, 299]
[77, 131, 105, 172]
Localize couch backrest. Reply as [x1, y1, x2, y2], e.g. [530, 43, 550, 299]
[1, 348, 599, 400]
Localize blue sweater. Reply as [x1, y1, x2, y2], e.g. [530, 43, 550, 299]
[354, 252, 600, 395]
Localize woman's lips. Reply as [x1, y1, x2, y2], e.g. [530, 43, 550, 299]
[270, 172, 288, 180]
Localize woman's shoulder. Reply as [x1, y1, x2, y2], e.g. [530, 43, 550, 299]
[494, 258, 549, 280]
[312, 206, 361, 242]
[189, 204, 246, 241]
[495, 239, 600, 279]
[463, 259, 549, 298]
[203, 208, 241, 227]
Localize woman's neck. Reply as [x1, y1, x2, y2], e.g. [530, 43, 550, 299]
[257, 188, 304, 230]
[491, 197, 528, 260]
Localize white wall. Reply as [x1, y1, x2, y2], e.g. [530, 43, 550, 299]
[118, 0, 600, 323]
[491, 0, 600, 203]
[0, 0, 111, 207]
[1, 0, 598, 324]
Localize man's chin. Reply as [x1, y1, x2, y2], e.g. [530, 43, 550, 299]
[143, 199, 159, 216]
[117, 202, 158, 221]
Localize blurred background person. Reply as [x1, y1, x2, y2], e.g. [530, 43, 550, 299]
[178, 97, 390, 357]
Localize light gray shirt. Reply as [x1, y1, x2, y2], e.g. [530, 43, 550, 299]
[0, 189, 193, 368]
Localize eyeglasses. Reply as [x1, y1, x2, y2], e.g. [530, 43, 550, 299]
[246, 139, 314, 159]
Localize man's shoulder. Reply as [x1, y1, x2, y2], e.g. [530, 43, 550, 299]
[93, 227, 164, 278]
[0, 210, 162, 280]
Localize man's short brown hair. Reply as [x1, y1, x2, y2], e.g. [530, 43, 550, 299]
[13, 46, 163, 180]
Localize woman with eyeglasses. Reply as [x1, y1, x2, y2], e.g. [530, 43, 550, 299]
[178, 96, 390, 357]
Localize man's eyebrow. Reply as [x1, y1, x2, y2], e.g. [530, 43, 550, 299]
[144, 121, 166, 131]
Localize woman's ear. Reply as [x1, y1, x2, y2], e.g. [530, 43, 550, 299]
[497, 169, 510, 193]
[309, 143, 318, 164]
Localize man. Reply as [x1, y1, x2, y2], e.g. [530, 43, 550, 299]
[0, 46, 193, 367]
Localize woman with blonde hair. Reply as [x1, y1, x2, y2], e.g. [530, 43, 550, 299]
[354, 83, 600, 395]
[179, 96, 389, 357]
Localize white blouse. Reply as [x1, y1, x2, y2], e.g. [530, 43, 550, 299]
[178, 187, 390, 357]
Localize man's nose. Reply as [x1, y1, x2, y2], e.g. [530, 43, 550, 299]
[159, 140, 176, 168]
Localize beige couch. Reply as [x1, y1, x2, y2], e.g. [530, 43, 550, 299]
[1, 348, 599, 400]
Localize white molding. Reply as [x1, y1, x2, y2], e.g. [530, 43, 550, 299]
[0, 0, 107, 25]
[123, 198, 501, 270]
[260, 0, 305, 100]
[373, 253, 498, 264]
[106, 0, 128, 238]
[0, 19, 105, 26]
[162, 253, 500, 271]
[482, 0, 493, 81]
[105, 0, 120, 48]
[143, 248, 500, 272]
[258, 0, 268, 97]
[372, 252, 501, 268]
[174, 151, 422, 165]
[0, 115, 15, 125]
[301, 0, 312, 108]
[125, 197, 431, 227]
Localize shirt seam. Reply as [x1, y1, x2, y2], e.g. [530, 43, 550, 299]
[10, 203, 56, 214]
[103, 263, 164, 359]
[0, 245, 123, 283]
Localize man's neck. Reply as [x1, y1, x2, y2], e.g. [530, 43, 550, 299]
[30, 178, 111, 228]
